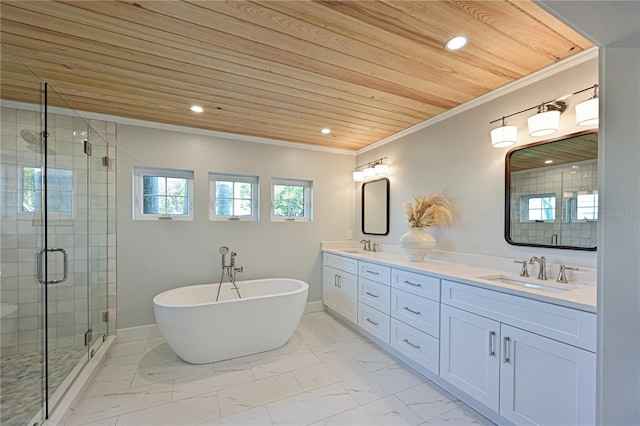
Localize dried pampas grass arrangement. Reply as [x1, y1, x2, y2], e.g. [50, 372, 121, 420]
[402, 193, 453, 228]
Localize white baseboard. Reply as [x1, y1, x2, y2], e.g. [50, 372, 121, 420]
[116, 324, 161, 343]
[304, 300, 325, 313]
[117, 301, 325, 342]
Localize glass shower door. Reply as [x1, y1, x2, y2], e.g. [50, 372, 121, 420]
[87, 126, 109, 357]
[42, 84, 91, 414]
[1, 45, 47, 426]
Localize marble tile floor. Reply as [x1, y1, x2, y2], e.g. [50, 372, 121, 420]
[66, 312, 494, 426]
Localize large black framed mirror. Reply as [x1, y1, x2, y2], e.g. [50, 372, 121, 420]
[362, 178, 389, 235]
[505, 130, 598, 251]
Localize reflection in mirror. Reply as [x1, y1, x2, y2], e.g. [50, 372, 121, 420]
[362, 178, 389, 235]
[506, 130, 597, 251]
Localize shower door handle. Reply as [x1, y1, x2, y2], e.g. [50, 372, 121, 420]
[37, 248, 69, 285]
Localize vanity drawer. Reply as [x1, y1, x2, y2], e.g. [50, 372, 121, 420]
[359, 277, 391, 314]
[359, 261, 391, 285]
[391, 288, 440, 338]
[358, 302, 390, 344]
[392, 269, 440, 302]
[442, 280, 596, 352]
[324, 253, 358, 275]
[390, 318, 439, 375]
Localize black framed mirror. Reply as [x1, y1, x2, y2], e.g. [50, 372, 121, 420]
[362, 178, 389, 235]
[505, 130, 598, 251]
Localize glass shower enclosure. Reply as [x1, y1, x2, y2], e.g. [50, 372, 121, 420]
[1, 45, 110, 425]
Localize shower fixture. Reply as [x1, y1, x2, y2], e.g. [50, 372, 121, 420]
[20, 129, 55, 154]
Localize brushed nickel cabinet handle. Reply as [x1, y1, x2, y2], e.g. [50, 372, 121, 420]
[488, 331, 496, 357]
[503, 336, 511, 364]
[403, 338, 421, 349]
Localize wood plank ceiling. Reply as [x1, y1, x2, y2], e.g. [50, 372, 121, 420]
[0, 0, 592, 151]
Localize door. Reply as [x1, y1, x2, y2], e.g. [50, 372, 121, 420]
[323, 266, 341, 312]
[499, 325, 596, 426]
[339, 272, 358, 324]
[440, 304, 500, 411]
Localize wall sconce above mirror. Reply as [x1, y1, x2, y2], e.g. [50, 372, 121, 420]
[505, 130, 598, 251]
[353, 157, 389, 181]
[490, 84, 598, 147]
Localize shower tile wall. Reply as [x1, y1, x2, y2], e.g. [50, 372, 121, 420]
[0, 106, 117, 358]
[510, 161, 597, 247]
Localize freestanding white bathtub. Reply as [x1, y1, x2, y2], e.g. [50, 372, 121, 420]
[152, 278, 309, 364]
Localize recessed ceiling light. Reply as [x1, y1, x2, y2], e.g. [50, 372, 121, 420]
[545, 160, 554, 164]
[321, 128, 331, 134]
[190, 105, 204, 113]
[445, 36, 468, 50]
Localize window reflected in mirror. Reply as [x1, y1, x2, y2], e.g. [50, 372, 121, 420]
[505, 130, 597, 251]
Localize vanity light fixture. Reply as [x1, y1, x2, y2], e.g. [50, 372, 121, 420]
[490, 117, 518, 147]
[575, 84, 599, 126]
[445, 36, 468, 50]
[352, 170, 365, 181]
[190, 105, 204, 113]
[363, 166, 376, 179]
[489, 84, 598, 147]
[527, 103, 563, 137]
[353, 157, 389, 182]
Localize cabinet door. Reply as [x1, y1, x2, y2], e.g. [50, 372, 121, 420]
[339, 272, 358, 324]
[322, 266, 341, 312]
[500, 325, 596, 426]
[440, 304, 500, 411]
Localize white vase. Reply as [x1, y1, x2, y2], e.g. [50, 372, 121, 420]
[399, 227, 436, 262]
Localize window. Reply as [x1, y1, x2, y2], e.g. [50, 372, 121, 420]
[133, 167, 194, 220]
[520, 194, 556, 222]
[21, 166, 73, 214]
[271, 178, 313, 222]
[209, 173, 259, 221]
[571, 191, 598, 222]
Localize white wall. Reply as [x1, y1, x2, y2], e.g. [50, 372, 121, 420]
[597, 40, 640, 426]
[116, 125, 355, 328]
[356, 58, 599, 270]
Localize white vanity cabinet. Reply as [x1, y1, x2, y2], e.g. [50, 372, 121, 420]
[440, 280, 596, 426]
[389, 268, 441, 375]
[322, 253, 358, 324]
[357, 261, 391, 343]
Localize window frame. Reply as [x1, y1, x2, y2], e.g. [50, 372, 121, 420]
[209, 172, 260, 221]
[133, 166, 194, 221]
[270, 177, 313, 222]
[519, 193, 556, 223]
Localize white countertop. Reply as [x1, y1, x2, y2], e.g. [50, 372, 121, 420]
[322, 248, 597, 313]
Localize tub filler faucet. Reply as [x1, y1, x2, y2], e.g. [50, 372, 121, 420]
[217, 246, 243, 301]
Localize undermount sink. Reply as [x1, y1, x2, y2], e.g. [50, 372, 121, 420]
[335, 248, 367, 254]
[478, 274, 580, 293]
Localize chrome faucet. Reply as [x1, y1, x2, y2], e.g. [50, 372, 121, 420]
[360, 239, 371, 251]
[229, 252, 243, 280]
[529, 256, 547, 280]
[556, 265, 579, 284]
[514, 260, 529, 277]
